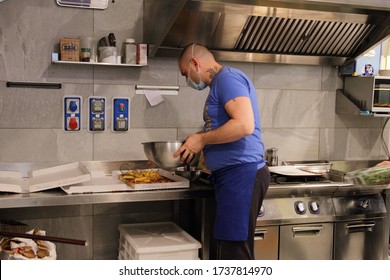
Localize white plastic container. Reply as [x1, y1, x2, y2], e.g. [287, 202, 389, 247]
[118, 222, 201, 260]
[99, 46, 117, 63]
[122, 38, 137, 64]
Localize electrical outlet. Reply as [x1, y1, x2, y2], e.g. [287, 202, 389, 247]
[112, 97, 129, 132]
[88, 96, 106, 132]
[64, 96, 81, 131]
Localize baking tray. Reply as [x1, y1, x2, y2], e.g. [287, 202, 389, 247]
[116, 169, 189, 190]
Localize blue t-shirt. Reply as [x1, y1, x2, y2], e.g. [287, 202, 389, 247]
[203, 66, 265, 171]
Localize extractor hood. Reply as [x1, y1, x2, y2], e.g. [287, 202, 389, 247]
[144, 0, 390, 65]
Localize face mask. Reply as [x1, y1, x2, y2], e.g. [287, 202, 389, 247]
[187, 44, 207, 91]
[187, 75, 207, 91]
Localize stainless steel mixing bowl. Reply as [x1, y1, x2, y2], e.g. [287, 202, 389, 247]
[175, 166, 202, 182]
[142, 141, 199, 169]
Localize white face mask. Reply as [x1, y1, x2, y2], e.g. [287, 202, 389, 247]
[187, 44, 207, 91]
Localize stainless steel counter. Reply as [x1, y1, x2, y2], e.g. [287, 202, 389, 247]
[0, 160, 215, 209]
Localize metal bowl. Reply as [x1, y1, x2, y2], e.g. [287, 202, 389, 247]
[175, 166, 202, 182]
[142, 141, 199, 169]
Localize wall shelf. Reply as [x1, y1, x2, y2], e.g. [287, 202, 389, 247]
[335, 89, 390, 117]
[52, 60, 146, 67]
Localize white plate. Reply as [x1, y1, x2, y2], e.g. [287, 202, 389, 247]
[268, 166, 321, 176]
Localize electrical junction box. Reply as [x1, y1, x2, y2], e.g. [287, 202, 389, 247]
[112, 97, 129, 132]
[64, 96, 82, 131]
[88, 96, 106, 131]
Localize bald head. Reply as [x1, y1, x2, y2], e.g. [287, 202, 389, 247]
[180, 43, 215, 64]
[178, 43, 222, 86]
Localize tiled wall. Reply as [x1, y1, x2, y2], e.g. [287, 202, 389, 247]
[1, 0, 390, 260]
[0, 0, 389, 164]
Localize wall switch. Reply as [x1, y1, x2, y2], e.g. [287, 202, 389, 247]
[88, 96, 106, 132]
[112, 97, 129, 132]
[64, 96, 82, 131]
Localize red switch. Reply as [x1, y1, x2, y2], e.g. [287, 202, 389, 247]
[69, 117, 78, 130]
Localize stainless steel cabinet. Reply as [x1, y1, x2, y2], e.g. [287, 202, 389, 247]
[279, 223, 333, 260]
[254, 226, 279, 260]
[334, 218, 385, 260]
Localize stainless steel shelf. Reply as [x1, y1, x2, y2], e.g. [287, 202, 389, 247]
[52, 60, 146, 67]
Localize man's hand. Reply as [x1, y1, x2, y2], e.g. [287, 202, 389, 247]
[173, 134, 205, 164]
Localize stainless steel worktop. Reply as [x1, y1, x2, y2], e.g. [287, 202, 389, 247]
[1, 160, 390, 209]
[0, 160, 215, 209]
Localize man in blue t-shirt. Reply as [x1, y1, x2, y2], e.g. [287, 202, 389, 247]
[173, 43, 270, 260]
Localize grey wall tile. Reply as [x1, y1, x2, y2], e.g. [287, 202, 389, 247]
[0, 82, 92, 129]
[93, 128, 177, 161]
[0, 129, 93, 163]
[94, 0, 143, 48]
[272, 90, 335, 128]
[0, 0, 93, 82]
[254, 64, 322, 90]
[321, 65, 343, 91]
[94, 57, 179, 85]
[257, 89, 283, 128]
[131, 86, 207, 128]
[262, 128, 319, 162]
[334, 113, 383, 129]
[319, 128, 384, 160]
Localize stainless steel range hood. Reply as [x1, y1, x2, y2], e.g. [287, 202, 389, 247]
[144, 0, 390, 65]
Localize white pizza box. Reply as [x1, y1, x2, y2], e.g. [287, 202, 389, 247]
[27, 162, 91, 193]
[61, 171, 129, 194]
[116, 168, 189, 190]
[0, 170, 25, 193]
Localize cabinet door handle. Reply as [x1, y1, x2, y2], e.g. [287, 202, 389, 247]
[346, 222, 375, 232]
[292, 226, 323, 237]
[292, 226, 323, 232]
[254, 229, 267, 240]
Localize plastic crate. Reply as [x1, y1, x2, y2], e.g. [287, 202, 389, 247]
[118, 222, 201, 260]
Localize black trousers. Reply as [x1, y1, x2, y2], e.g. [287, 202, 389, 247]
[217, 165, 270, 260]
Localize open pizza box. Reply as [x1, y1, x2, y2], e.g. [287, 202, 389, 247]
[116, 168, 190, 190]
[0, 162, 91, 193]
[61, 168, 189, 194]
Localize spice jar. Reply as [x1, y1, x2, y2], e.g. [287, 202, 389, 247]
[80, 48, 91, 62]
